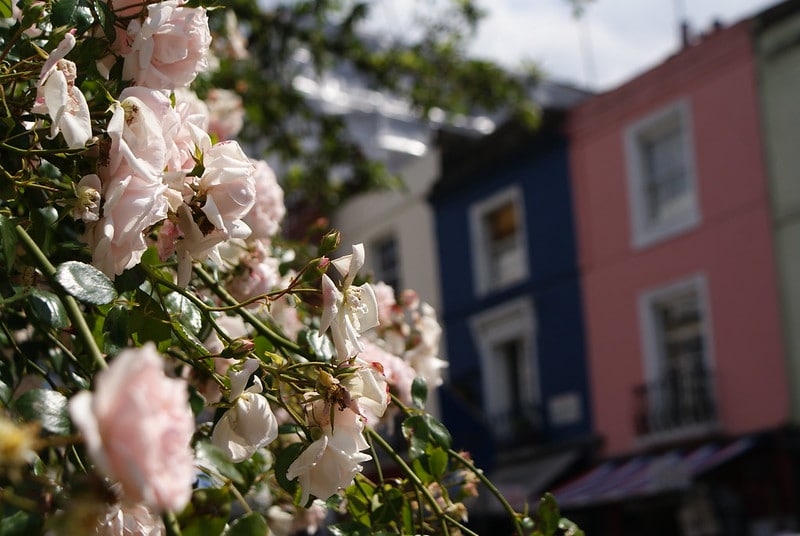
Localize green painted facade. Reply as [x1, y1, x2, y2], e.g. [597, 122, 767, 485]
[756, 3, 800, 421]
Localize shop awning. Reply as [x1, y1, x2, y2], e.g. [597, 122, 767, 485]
[550, 436, 756, 510]
[471, 449, 582, 513]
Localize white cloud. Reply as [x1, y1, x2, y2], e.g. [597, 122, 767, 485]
[469, 0, 781, 90]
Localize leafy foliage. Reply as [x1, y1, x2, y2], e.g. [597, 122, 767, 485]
[0, 0, 582, 534]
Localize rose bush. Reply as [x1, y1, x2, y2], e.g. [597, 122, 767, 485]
[0, 0, 581, 534]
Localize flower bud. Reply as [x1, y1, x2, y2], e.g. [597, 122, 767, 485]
[318, 230, 341, 256]
[221, 338, 255, 359]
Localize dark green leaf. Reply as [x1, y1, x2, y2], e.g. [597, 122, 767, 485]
[102, 304, 130, 356]
[411, 376, 427, 409]
[129, 290, 171, 346]
[94, 0, 116, 41]
[56, 261, 117, 305]
[50, 0, 79, 27]
[179, 487, 231, 536]
[424, 414, 452, 450]
[275, 441, 305, 495]
[164, 292, 203, 337]
[223, 512, 268, 536]
[328, 522, 372, 536]
[305, 329, 334, 362]
[188, 384, 207, 416]
[0, 214, 16, 274]
[195, 441, 244, 486]
[401, 414, 429, 460]
[25, 289, 68, 329]
[14, 388, 70, 435]
[0, 510, 43, 536]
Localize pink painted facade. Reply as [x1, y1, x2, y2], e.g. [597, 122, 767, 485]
[568, 20, 789, 456]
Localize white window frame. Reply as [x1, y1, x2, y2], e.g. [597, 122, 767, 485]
[371, 232, 401, 290]
[639, 274, 714, 382]
[624, 98, 701, 249]
[469, 297, 539, 421]
[468, 184, 529, 296]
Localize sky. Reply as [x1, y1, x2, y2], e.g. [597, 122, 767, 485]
[465, 0, 781, 91]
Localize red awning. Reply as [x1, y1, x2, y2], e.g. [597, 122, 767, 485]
[550, 436, 756, 510]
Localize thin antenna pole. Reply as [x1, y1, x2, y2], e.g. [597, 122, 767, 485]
[673, 0, 690, 47]
[575, 12, 597, 89]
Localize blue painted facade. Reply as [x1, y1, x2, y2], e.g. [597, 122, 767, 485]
[430, 112, 593, 469]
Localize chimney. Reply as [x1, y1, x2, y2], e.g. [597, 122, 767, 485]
[680, 19, 693, 48]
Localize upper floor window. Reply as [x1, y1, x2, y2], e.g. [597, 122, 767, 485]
[624, 99, 701, 249]
[372, 233, 401, 290]
[635, 275, 717, 439]
[470, 297, 540, 446]
[469, 185, 528, 295]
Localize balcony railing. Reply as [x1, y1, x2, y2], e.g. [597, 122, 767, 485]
[633, 369, 718, 438]
[489, 403, 542, 448]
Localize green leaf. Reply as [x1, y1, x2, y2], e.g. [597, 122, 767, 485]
[0, 0, 12, 19]
[56, 261, 117, 305]
[411, 376, 427, 409]
[164, 292, 203, 337]
[14, 389, 70, 435]
[25, 289, 68, 329]
[94, 0, 116, 41]
[129, 290, 171, 347]
[102, 304, 130, 356]
[0, 214, 16, 274]
[223, 512, 268, 536]
[0, 510, 43, 536]
[195, 441, 244, 486]
[427, 446, 448, 480]
[178, 487, 231, 536]
[401, 414, 429, 460]
[535, 493, 561, 536]
[275, 441, 305, 496]
[558, 517, 585, 536]
[424, 414, 452, 450]
[50, 0, 79, 27]
[305, 329, 334, 362]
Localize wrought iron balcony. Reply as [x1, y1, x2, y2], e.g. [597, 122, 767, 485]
[633, 368, 718, 438]
[489, 403, 542, 448]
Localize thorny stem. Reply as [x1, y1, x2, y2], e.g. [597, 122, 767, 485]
[162, 511, 183, 536]
[366, 428, 451, 536]
[194, 265, 304, 356]
[15, 225, 107, 370]
[448, 448, 526, 536]
[387, 393, 526, 536]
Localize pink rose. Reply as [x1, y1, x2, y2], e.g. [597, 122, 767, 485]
[105, 87, 174, 182]
[122, 1, 211, 90]
[286, 400, 371, 504]
[359, 340, 416, 405]
[68, 344, 195, 512]
[206, 88, 244, 141]
[243, 159, 285, 242]
[85, 164, 169, 276]
[95, 502, 165, 536]
[371, 282, 396, 328]
[199, 141, 256, 240]
[169, 88, 210, 173]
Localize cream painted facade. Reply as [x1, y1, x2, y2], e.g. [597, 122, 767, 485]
[332, 148, 443, 315]
[332, 148, 445, 416]
[756, 6, 800, 421]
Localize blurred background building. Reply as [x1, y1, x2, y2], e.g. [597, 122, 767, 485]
[324, 0, 800, 534]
